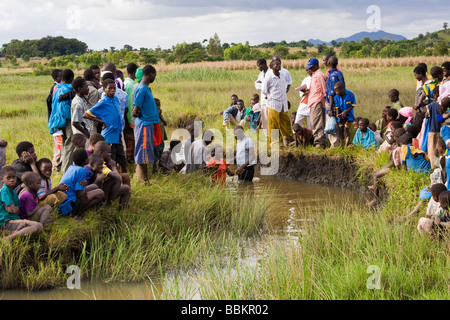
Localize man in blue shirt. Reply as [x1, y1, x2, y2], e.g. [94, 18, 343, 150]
[48, 69, 75, 174]
[132, 65, 159, 182]
[333, 81, 356, 146]
[325, 56, 345, 147]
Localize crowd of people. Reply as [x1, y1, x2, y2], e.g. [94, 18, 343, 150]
[1, 55, 450, 241]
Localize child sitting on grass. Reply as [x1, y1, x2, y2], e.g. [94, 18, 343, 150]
[291, 123, 314, 148]
[369, 123, 384, 146]
[351, 118, 377, 149]
[375, 106, 391, 136]
[250, 94, 261, 131]
[388, 89, 404, 111]
[19, 172, 53, 226]
[379, 108, 400, 153]
[84, 154, 105, 188]
[417, 183, 448, 237]
[11, 141, 40, 194]
[58, 149, 105, 218]
[86, 133, 105, 157]
[36, 158, 68, 210]
[204, 145, 234, 184]
[159, 140, 185, 173]
[0, 166, 43, 241]
[94, 141, 130, 210]
[398, 133, 431, 174]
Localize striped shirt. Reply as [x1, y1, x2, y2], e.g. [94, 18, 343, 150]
[262, 71, 288, 112]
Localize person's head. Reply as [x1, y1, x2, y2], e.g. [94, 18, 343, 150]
[116, 70, 124, 82]
[83, 68, 95, 82]
[1, 166, 16, 189]
[441, 97, 450, 114]
[293, 123, 303, 135]
[442, 62, 450, 78]
[397, 133, 413, 146]
[73, 148, 89, 167]
[439, 191, 450, 210]
[386, 108, 399, 122]
[290, 112, 297, 123]
[358, 118, 370, 133]
[388, 89, 400, 102]
[418, 62, 428, 73]
[252, 93, 260, 104]
[398, 107, 413, 125]
[334, 81, 345, 97]
[270, 59, 281, 73]
[89, 133, 105, 149]
[102, 62, 117, 75]
[22, 171, 41, 193]
[52, 68, 62, 83]
[256, 59, 267, 71]
[328, 56, 338, 69]
[431, 183, 448, 202]
[353, 117, 362, 130]
[88, 153, 104, 174]
[169, 139, 181, 152]
[61, 69, 74, 84]
[16, 141, 36, 162]
[433, 86, 440, 100]
[393, 127, 406, 142]
[368, 123, 377, 132]
[102, 78, 116, 98]
[90, 65, 101, 81]
[390, 121, 403, 133]
[272, 55, 282, 63]
[382, 106, 391, 119]
[437, 136, 447, 156]
[72, 77, 89, 97]
[413, 65, 427, 81]
[306, 57, 319, 72]
[237, 99, 245, 111]
[94, 141, 111, 162]
[234, 125, 245, 140]
[406, 124, 420, 138]
[71, 133, 87, 149]
[142, 65, 157, 84]
[127, 62, 138, 78]
[322, 53, 333, 68]
[37, 158, 53, 180]
[101, 71, 115, 82]
[430, 66, 444, 82]
[231, 94, 238, 105]
[203, 130, 214, 145]
[415, 111, 426, 124]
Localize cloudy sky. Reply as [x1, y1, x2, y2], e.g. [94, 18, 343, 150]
[0, 0, 447, 50]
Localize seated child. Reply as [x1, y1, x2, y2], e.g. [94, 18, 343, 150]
[72, 133, 88, 151]
[388, 89, 404, 111]
[406, 125, 421, 149]
[378, 110, 402, 153]
[291, 123, 314, 148]
[0, 166, 43, 241]
[84, 154, 105, 188]
[10, 141, 40, 194]
[159, 140, 185, 173]
[251, 94, 262, 131]
[36, 158, 68, 210]
[369, 123, 384, 146]
[375, 106, 391, 136]
[399, 107, 414, 129]
[352, 118, 378, 149]
[398, 133, 431, 174]
[417, 183, 448, 237]
[58, 149, 105, 217]
[86, 133, 105, 157]
[19, 172, 53, 226]
[204, 145, 234, 184]
[94, 141, 130, 210]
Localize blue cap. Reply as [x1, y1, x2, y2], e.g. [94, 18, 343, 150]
[306, 58, 319, 69]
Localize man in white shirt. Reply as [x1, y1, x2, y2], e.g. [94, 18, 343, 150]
[255, 59, 269, 131]
[272, 55, 292, 93]
[190, 130, 214, 172]
[262, 60, 293, 145]
[234, 125, 256, 182]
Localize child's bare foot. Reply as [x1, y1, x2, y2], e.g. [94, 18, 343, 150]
[368, 185, 375, 191]
[367, 199, 378, 207]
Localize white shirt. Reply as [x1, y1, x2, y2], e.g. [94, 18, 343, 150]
[191, 140, 207, 167]
[261, 71, 288, 112]
[266, 67, 292, 86]
[296, 76, 311, 116]
[255, 70, 268, 106]
[236, 136, 256, 167]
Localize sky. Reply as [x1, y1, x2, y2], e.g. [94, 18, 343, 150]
[0, 0, 448, 50]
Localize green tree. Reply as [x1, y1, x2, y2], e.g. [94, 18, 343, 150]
[181, 48, 206, 63]
[444, 22, 448, 30]
[434, 41, 448, 56]
[272, 45, 289, 58]
[140, 50, 158, 64]
[207, 33, 224, 59]
[224, 43, 250, 60]
[124, 51, 139, 64]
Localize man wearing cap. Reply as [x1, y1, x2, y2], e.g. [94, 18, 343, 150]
[306, 58, 327, 148]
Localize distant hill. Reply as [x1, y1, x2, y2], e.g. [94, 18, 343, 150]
[308, 30, 407, 46]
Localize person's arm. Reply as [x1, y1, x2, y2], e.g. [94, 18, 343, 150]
[414, 93, 427, 110]
[72, 122, 90, 138]
[160, 114, 168, 126]
[83, 112, 106, 129]
[41, 183, 68, 200]
[21, 152, 39, 175]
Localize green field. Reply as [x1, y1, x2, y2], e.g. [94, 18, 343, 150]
[1, 64, 450, 299]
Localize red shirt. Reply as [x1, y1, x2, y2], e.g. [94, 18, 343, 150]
[207, 158, 227, 184]
[308, 69, 326, 108]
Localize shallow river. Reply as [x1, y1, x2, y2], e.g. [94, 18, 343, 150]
[0, 172, 368, 300]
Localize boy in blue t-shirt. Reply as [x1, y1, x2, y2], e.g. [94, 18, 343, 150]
[333, 81, 356, 147]
[326, 56, 345, 114]
[398, 133, 431, 174]
[352, 118, 378, 150]
[0, 166, 43, 241]
[131, 65, 160, 182]
[58, 149, 104, 218]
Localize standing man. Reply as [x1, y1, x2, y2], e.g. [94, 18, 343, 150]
[255, 59, 269, 133]
[272, 55, 292, 93]
[234, 125, 256, 182]
[132, 65, 160, 183]
[306, 58, 327, 148]
[262, 60, 292, 146]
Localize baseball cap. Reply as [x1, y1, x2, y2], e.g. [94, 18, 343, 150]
[306, 58, 319, 69]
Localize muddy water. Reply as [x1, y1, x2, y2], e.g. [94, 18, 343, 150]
[0, 166, 368, 300]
